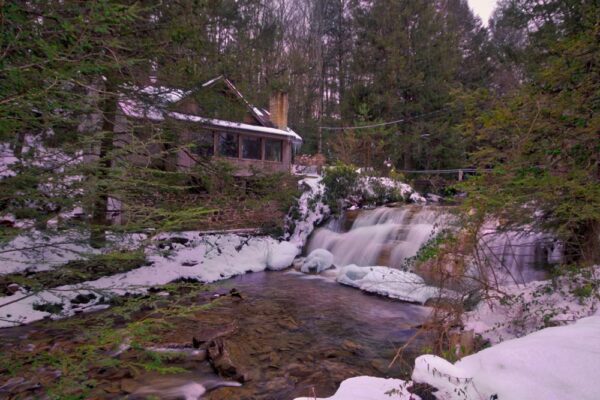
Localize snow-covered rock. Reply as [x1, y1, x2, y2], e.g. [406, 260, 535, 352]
[286, 175, 330, 248]
[336, 264, 440, 304]
[412, 316, 600, 400]
[358, 176, 426, 204]
[300, 249, 334, 274]
[294, 376, 415, 400]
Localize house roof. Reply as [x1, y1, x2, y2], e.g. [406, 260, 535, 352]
[169, 112, 302, 141]
[117, 77, 301, 142]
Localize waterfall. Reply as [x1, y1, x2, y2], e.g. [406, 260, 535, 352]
[307, 206, 445, 268]
[307, 205, 563, 285]
[477, 228, 563, 284]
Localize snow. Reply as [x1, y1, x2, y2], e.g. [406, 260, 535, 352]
[202, 75, 224, 88]
[0, 230, 147, 276]
[169, 112, 303, 142]
[294, 376, 416, 400]
[336, 264, 440, 304]
[286, 175, 330, 248]
[358, 176, 426, 204]
[117, 82, 303, 142]
[266, 241, 300, 270]
[0, 230, 100, 275]
[412, 316, 600, 400]
[0, 233, 297, 327]
[300, 249, 334, 273]
[463, 265, 600, 343]
[0, 142, 18, 178]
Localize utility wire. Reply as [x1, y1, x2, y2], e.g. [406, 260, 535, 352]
[395, 168, 493, 174]
[318, 108, 452, 131]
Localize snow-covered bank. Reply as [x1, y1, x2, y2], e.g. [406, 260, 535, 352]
[412, 316, 600, 400]
[294, 376, 414, 400]
[0, 229, 147, 275]
[464, 265, 600, 343]
[0, 233, 298, 327]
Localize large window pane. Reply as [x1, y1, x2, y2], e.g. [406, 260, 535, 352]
[242, 136, 261, 160]
[265, 139, 282, 162]
[194, 132, 214, 157]
[218, 132, 238, 158]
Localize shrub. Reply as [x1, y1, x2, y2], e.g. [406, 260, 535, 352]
[322, 163, 359, 213]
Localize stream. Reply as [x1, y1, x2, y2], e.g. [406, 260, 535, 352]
[0, 204, 563, 399]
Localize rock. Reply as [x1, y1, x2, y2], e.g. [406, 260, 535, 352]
[120, 379, 140, 394]
[301, 249, 334, 274]
[208, 339, 242, 380]
[370, 358, 390, 373]
[277, 318, 300, 330]
[7, 283, 21, 294]
[71, 293, 97, 305]
[409, 382, 438, 400]
[341, 339, 363, 354]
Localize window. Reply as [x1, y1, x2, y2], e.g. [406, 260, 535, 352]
[265, 139, 282, 162]
[242, 136, 261, 160]
[218, 132, 238, 158]
[194, 132, 214, 157]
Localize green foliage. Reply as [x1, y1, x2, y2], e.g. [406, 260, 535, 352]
[458, 1, 600, 262]
[322, 163, 359, 212]
[403, 229, 455, 269]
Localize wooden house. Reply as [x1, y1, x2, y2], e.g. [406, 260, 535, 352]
[116, 76, 302, 176]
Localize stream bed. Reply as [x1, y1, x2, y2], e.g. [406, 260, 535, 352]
[0, 270, 431, 399]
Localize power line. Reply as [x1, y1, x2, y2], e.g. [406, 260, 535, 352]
[395, 168, 492, 174]
[318, 108, 452, 131]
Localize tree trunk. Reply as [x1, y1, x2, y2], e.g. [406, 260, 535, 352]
[90, 80, 117, 248]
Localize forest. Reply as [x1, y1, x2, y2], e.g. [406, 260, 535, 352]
[0, 0, 599, 399]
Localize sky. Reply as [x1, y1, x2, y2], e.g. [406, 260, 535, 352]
[468, 0, 497, 25]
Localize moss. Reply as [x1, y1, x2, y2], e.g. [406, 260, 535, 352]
[0, 281, 216, 398]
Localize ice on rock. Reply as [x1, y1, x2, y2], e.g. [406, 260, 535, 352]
[336, 264, 439, 304]
[266, 241, 300, 270]
[412, 316, 600, 400]
[301, 249, 334, 273]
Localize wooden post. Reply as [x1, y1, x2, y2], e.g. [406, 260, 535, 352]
[458, 169, 464, 181]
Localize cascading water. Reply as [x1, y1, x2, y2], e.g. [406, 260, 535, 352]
[477, 228, 563, 284]
[307, 205, 563, 285]
[307, 206, 446, 268]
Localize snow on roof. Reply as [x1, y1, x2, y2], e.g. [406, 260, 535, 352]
[118, 81, 302, 141]
[169, 112, 302, 141]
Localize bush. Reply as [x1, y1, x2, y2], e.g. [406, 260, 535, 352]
[322, 163, 359, 213]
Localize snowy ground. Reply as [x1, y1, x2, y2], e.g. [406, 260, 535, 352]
[0, 174, 327, 328]
[294, 376, 415, 400]
[0, 229, 146, 275]
[464, 265, 600, 343]
[0, 233, 298, 327]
